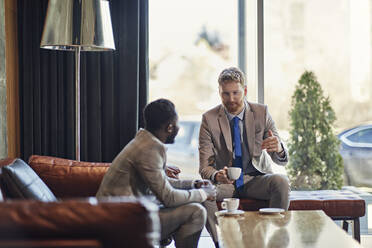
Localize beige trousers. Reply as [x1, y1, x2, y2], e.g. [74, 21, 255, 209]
[159, 202, 207, 248]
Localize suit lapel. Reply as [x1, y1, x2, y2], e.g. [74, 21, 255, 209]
[244, 102, 255, 157]
[218, 106, 233, 154]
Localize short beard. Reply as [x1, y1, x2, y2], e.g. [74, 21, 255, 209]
[225, 102, 243, 114]
[165, 132, 177, 144]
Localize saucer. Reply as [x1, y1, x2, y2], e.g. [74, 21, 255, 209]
[259, 208, 285, 214]
[219, 210, 245, 216]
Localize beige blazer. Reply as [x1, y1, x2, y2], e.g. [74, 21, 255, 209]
[199, 101, 288, 182]
[97, 129, 205, 207]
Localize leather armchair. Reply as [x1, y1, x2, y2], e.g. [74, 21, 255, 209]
[0, 156, 160, 248]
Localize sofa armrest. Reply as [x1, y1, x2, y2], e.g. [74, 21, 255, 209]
[0, 197, 159, 248]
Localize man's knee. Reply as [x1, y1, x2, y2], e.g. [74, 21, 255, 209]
[269, 174, 290, 210]
[271, 174, 290, 193]
[188, 203, 207, 226]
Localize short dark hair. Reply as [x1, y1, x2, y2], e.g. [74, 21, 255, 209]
[143, 99, 177, 132]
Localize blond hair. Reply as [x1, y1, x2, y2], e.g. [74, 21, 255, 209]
[218, 67, 245, 87]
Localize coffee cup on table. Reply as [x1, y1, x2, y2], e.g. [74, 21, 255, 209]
[221, 198, 240, 212]
[227, 167, 242, 180]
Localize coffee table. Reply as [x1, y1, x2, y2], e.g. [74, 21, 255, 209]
[215, 210, 362, 248]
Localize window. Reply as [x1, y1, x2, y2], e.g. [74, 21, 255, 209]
[264, 0, 372, 134]
[149, 0, 238, 178]
[174, 122, 195, 146]
[150, 1, 372, 179]
[149, 0, 238, 118]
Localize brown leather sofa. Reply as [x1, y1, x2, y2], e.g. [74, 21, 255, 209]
[25, 155, 366, 243]
[1, 155, 364, 246]
[0, 156, 160, 248]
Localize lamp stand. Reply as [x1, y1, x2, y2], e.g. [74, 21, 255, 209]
[75, 47, 81, 161]
[40, 0, 116, 161]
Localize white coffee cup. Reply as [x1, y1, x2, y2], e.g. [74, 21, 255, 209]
[227, 167, 242, 180]
[221, 198, 240, 212]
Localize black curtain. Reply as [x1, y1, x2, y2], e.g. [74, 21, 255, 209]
[18, 0, 148, 162]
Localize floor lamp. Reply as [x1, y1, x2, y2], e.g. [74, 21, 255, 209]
[40, 0, 115, 161]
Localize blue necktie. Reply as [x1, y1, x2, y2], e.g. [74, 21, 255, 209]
[233, 116, 244, 188]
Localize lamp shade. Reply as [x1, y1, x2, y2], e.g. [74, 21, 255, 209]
[40, 0, 115, 51]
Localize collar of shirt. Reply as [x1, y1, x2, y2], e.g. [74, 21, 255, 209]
[224, 101, 246, 121]
[139, 128, 167, 151]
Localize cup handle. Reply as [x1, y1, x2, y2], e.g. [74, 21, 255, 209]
[221, 202, 227, 210]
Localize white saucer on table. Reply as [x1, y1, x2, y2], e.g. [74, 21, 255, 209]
[219, 209, 245, 216]
[259, 208, 285, 214]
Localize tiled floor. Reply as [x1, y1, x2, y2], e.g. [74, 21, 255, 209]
[164, 230, 372, 248]
[362, 235, 372, 247]
[163, 235, 213, 248]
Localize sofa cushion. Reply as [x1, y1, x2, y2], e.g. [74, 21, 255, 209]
[1, 159, 57, 201]
[29, 155, 110, 198]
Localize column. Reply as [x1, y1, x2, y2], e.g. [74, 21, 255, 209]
[0, 0, 7, 158]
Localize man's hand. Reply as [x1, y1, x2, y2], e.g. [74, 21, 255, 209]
[215, 167, 234, 184]
[165, 165, 181, 179]
[201, 183, 217, 201]
[261, 130, 283, 153]
[194, 179, 213, 189]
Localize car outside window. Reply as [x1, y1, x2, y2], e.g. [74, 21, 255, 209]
[347, 128, 372, 144]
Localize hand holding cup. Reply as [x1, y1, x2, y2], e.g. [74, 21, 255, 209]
[215, 167, 234, 184]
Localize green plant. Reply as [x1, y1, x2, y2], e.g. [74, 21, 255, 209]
[287, 71, 343, 190]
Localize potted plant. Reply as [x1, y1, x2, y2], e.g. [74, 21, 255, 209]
[287, 71, 343, 190]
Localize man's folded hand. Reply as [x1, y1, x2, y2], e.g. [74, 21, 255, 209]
[202, 184, 217, 201]
[194, 179, 213, 189]
[165, 165, 181, 179]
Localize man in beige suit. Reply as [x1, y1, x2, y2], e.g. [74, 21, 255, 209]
[199, 67, 290, 247]
[97, 99, 216, 248]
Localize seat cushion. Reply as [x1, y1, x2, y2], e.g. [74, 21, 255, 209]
[1, 159, 57, 201]
[289, 190, 365, 218]
[217, 190, 365, 218]
[217, 198, 269, 211]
